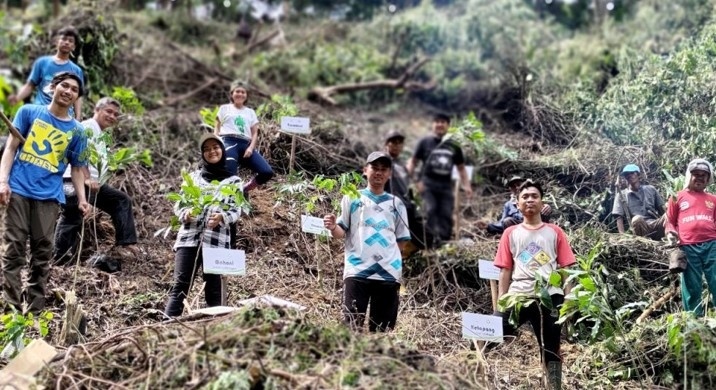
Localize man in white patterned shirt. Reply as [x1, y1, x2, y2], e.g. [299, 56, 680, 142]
[324, 151, 411, 332]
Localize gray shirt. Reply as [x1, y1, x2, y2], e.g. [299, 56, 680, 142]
[612, 184, 664, 220]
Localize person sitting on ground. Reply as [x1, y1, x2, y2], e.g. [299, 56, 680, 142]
[323, 151, 411, 332]
[494, 180, 575, 390]
[53, 97, 140, 265]
[165, 133, 243, 317]
[9, 26, 84, 120]
[612, 164, 665, 240]
[0, 71, 89, 314]
[477, 175, 552, 234]
[214, 81, 273, 196]
[665, 158, 716, 317]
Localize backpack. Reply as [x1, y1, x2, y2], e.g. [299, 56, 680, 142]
[423, 141, 455, 178]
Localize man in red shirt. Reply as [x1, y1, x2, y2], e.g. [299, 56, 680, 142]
[494, 180, 575, 390]
[665, 158, 716, 316]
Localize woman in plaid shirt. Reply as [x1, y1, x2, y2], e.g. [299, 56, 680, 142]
[165, 133, 243, 317]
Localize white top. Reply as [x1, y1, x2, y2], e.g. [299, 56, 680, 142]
[217, 104, 258, 140]
[62, 118, 107, 181]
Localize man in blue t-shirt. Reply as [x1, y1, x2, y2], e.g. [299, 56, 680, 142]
[0, 71, 89, 315]
[9, 26, 84, 120]
[324, 151, 411, 332]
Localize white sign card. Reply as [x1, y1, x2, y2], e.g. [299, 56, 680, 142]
[478, 259, 500, 280]
[451, 165, 474, 181]
[202, 247, 246, 275]
[462, 312, 504, 342]
[280, 116, 311, 134]
[301, 215, 331, 236]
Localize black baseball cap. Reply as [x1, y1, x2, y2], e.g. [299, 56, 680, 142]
[366, 151, 392, 166]
[384, 130, 405, 144]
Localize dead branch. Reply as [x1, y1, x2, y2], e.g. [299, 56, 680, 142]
[162, 77, 219, 106]
[636, 283, 679, 324]
[165, 41, 233, 82]
[233, 29, 281, 61]
[308, 57, 433, 105]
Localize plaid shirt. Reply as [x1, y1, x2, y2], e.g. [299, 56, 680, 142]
[173, 171, 242, 250]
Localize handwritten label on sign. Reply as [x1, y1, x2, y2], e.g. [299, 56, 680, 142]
[462, 312, 503, 342]
[451, 165, 474, 181]
[301, 215, 330, 236]
[280, 116, 311, 134]
[202, 247, 246, 275]
[478, 259, 500, 280]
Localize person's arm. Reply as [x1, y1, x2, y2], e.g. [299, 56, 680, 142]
[612, 192, 626, 233]
[406, 156, 417, 176]
[665, 196, 679, 237]
[214, 116, 221, 135]
[8, 82, 35, 105]
[616, 216, 626, 234]
[82, 165, 99, 192]
[70, 165, 90, 216]
[74, 97, 83, 120]
[457, 163, 473, 198]
[324, 213, 345, 239]
[0, 134, 20, 204]
[493, 231, 514, 300]
[244, 123, 259, 158]
[498, 268, 512, 299]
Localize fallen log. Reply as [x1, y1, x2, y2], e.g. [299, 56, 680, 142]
[636, 283, 679, 324]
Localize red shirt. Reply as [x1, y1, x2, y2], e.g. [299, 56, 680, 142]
[665, 190, 716, 245]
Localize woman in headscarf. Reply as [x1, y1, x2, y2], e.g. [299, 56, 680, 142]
[164, 133, 243, 317]
[214, 81, 274, 196]
[665, 158, 716, 316]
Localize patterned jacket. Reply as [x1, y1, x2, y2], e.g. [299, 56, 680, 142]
[173, 171, 242, 250]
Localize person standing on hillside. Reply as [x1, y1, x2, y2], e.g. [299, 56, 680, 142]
[165, 133, 243, 317]
[384, 130, 423, 251]
[612, 164, 666, 240]
[478, 175, 553, 235]
[407, 113, 472, 248]
[323, 151, 411, 332]
[0, 71, 89, 314]
[214, 81, 273, 196]
[665, 159, 716, 316]
[53, 97, 139, 265]
[494, 180, 575, 390]
[9, 26, 85, 120]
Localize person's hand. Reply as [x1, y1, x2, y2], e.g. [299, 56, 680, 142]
[541, 204, 552, 216]
[207, 212, 224, 229]
[666, 231, 679, 247]
[7, 94, 18, 105]
[416, 181, 424, 194]
[476, 220, 488, 230]
[78, 201, 91, 217]
[86, 179, 100, 193]
[464, 185, 473, 199]
[0, 182, 11, 205]
[243, 147, 254, 159]
[182, 210, 194, 223]
[324, 214, 337, 231]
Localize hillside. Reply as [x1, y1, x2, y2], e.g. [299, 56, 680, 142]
[0, 0, 715, 389]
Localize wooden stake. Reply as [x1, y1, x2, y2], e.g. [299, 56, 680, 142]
[59, 290, 85, 346]
[289, 135, 296, 172]
[490, 280, 498, 311]
[636, 284, 679, 324]
[453, 179, 460, 239]
[220, 276, 227, 306]
[0, 110, 26, 144]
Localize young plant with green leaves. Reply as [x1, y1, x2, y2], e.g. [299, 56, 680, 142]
[256, 94, 299, 122]
[0, 311, 53, 359]
[199, 106, 220, 129]
[448, 113, 518, 168]
[110, 86, 144, 116]
[85, 129, 153, 185]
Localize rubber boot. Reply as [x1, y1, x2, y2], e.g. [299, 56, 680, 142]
[547, 361, 562, 390]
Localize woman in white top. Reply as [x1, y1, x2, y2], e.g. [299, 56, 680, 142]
[214, 81, 274, 194]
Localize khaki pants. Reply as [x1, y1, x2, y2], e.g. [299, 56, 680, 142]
[1, 193, 59, 314]
[631, 214, 665, 241]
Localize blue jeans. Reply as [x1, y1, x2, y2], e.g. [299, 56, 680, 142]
[220, 136, 274, 185]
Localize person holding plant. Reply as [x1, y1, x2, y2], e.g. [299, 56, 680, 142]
[494, 180, 575, 390]
[323, 151, 411, 332]
[665, 158, 716, 316]
[214, 81, 273, 196]
[164, 133, 243, 317]
[9, 26, 85, 120]
[53, 97, 139, 265]
[0, 71, 89, 314]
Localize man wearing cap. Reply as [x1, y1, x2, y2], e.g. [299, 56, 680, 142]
[407, 113, 472, 248]
[478, 175, 552, 234]
[324, 151, 410, 332]
[665, 158, 716, 316]
[0, 71, 89, 314]
[612, 164, 666, 240]
[53, 97, 139, 266]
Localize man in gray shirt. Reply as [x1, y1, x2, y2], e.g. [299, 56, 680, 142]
[612, 164, 665, 240]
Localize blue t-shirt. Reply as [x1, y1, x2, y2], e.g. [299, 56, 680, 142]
[28, 56, 84, 105]
[10, 104, 88, 203]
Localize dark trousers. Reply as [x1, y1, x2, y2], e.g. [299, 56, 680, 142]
[421, 181, 454, 246]
[54, 184, 137, 264]
[221, 136, 274, 185]
[164, 246, 222, 317]
[502, 294, 564, 363]
[2, 193, 59, 314]
[343, 277, 400, 332]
